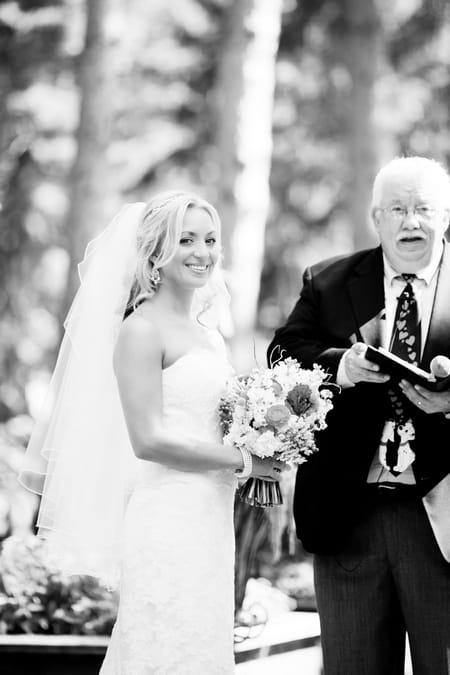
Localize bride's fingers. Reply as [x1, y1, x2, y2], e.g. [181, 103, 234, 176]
[250, 457, 288, 480]
[267, 463, 286, 479]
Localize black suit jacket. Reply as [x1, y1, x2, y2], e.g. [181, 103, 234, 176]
[268, 244, 450, 554]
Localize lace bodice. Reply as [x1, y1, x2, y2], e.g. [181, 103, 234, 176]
[162, 344, 232, 440]
[131, 337, 236, 492]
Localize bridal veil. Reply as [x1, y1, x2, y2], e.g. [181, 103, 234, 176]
[19, 196, 231, 587]
[19, 203, 147, 586]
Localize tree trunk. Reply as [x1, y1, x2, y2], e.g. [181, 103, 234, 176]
[214, 0, 283, 362]
[0, 21, 13, 208]
[338, 0, 382, 250]
[62, 0, 114, 315]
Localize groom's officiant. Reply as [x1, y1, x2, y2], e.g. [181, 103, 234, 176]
[268, 156, 450, 675]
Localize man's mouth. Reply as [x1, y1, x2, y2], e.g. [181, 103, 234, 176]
[397, 236, 425, 244]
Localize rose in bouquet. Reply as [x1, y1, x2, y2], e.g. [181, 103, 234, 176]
[219, 349, 335, 507]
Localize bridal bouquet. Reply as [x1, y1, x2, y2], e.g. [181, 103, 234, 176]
[219, 348, 335, 507]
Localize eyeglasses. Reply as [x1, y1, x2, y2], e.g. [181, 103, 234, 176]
[379, 205, 437, 222]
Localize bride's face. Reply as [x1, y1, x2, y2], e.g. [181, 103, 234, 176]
[161, 207, 221, 290]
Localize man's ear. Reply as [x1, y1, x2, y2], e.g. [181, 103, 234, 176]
[371, 207, 380, 232]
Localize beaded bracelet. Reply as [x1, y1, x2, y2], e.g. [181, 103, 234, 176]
[235, 447, 253, 478]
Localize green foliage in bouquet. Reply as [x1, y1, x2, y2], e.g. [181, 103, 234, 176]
[0, 535, 118, 635]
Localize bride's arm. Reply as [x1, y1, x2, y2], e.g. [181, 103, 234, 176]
[114, 314, 283, 478]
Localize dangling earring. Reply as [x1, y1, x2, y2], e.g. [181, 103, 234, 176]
[150, 266, 161, 290]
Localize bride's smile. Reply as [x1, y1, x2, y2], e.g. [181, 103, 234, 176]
[186, 263, 209, 274]
[161, 206, 220, 291]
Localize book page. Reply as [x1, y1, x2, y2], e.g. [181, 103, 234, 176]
[378, 347, 433, 381]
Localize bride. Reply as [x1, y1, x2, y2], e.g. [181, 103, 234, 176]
[19, 191, 284, 674]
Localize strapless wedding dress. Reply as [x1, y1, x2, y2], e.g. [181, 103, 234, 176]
[100, 340, 237, 675]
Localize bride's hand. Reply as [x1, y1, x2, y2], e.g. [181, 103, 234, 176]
[250, 456, 288, 482]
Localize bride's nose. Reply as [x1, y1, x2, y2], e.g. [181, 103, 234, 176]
[193, 241, 209, 258]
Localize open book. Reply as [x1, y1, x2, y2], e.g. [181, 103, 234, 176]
[365, 345, 450, 392]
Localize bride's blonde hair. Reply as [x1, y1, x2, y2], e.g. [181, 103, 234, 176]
[125, 190, 222, 315]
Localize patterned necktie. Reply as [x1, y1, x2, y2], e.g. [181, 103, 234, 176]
[385, 274, 421, 474]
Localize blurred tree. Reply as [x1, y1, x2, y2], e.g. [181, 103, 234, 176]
[0, 16, 14, 200]
[0, 0, 65, 421]
[110, 0, 218, 198]
[213, 0, 283, 352]
[333, 0, 381, 249]
[385, 0, 450, 168]
[62, 0, 115, 312]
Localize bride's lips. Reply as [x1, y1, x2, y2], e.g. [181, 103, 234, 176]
[185, 263, 210, 275]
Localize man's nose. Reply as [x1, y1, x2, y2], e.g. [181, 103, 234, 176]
[402, 209, 421, 228]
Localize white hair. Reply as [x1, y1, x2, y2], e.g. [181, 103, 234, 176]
[371, 156, 450, 210]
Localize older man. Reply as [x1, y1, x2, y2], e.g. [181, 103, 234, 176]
[268, 156, 450, 674]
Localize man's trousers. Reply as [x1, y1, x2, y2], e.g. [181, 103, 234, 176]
[314, 488, 450, 675]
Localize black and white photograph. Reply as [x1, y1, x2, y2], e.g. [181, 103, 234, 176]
[1, 1, 450, 673]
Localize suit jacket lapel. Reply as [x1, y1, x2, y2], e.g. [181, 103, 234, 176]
[423, 475, 450, 563]
[421, 243, 450, 369]
[347, 246, 385, 346]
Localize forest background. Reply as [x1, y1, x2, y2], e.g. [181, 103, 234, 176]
[0, 0, 449, 630]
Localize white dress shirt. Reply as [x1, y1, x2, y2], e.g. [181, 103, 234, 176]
[336, 246, 442, 485]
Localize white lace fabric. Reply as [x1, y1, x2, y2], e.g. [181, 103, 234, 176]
[100, 344, 237, 675]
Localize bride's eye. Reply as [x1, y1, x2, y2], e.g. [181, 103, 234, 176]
[180, 237, 193, 245]
[206, 238, 217, 245]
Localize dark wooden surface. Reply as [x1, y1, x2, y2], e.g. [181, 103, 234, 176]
[0, 611, 321, 673]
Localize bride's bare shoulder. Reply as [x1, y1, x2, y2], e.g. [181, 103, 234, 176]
[115, 302, 163, 366]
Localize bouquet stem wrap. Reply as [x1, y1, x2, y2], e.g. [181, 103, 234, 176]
[239, 478, 283, 507]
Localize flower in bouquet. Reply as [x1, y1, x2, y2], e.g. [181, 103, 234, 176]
[219, 347, 335, 507]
